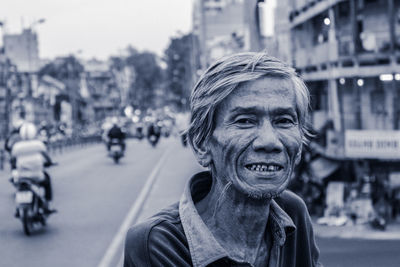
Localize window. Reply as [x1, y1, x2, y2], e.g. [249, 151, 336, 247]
[338, 1, 350, 18]
[370, 80, 386, 115]
[312, 12, 330, 45]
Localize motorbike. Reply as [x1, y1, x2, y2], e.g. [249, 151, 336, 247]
[147, 133, 160, 147]
[136, 126, 144, 140]
[370, 215, 387, 231]
[109, 138, 124, 163]
[13, 175, 52, 236]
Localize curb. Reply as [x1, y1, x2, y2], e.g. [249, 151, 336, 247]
[313, 222, 400, 240]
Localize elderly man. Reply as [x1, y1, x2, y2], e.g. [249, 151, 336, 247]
[124, 52, 322, 267]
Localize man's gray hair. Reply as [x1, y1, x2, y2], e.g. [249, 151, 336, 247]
[186, 52, 311, 150]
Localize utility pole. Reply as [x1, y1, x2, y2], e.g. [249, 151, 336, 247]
[0, 21, 6, 139]
[66, 59, 78, 136]
[199, 0, 208, 71]
[0, 59, 15, 139]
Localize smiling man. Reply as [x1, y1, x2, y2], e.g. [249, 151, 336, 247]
[124, 52, 322, 267]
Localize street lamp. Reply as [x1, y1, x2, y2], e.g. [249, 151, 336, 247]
[30, 18, 46, 31]
[324, 17, 331, 26]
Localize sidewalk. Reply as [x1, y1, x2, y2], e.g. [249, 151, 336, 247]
[135, 139, 204, 223]
[133, 138, 400, 240]
[313, 220, 400, 240]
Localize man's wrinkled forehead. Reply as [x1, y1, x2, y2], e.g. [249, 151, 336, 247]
[217, 76, 299, 115]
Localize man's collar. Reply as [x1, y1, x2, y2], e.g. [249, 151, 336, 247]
[179, 171, 296, 267]
[269, 198, 297, 246]
[179, 172, 228, 267]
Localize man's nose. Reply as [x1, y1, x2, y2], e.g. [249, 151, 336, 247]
[252, 121, 283, 153]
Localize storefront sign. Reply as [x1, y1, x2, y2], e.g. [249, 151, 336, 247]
[345, 130, 400, 159]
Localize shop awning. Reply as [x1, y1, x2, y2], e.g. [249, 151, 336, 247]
[310, 157, 340, 180]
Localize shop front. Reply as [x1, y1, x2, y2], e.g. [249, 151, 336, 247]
[341, 130, 400, 224]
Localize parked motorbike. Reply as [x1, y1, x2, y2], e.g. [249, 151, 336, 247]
[370, 215, 387, 231]
[12, 174, 53, 236]
[109, 138, 124, 163]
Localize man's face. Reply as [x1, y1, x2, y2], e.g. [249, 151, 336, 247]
[206, 77, 302, 199]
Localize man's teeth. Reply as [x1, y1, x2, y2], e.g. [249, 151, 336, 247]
[247, 164, 281, 172]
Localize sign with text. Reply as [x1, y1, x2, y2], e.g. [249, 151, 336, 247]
[345, 130, 400, 159]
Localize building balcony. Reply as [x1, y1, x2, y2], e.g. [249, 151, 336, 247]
[289, 0, 344, 27]
[294, 41, 339, 69]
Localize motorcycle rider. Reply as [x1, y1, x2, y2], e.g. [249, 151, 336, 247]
[38, 121, 51, 146]
[107, 118, 126, 153]
[11, 122, 56, 215]
[147, 120, 161, 144]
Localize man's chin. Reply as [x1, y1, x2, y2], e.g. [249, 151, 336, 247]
[246, 188, 284, 200]
[240, 181, 288, 200]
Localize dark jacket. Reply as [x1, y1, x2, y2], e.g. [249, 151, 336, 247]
[124, 172, 322, 267]
[108, 125, 125, 140]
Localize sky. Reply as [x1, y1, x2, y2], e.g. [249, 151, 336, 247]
[0, 0, 193, 60]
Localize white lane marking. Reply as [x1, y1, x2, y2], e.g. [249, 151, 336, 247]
[97, 147, 171, 267]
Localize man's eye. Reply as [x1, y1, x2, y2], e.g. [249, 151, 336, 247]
[276, 117, 295, 126]
[235, 118, 254, 125]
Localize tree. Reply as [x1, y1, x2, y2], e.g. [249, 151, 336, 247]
[38, 56, 85, 130]
[125, 51, 163, 110]
[164, 33, 200, 111]
[38, 55, 84, 81]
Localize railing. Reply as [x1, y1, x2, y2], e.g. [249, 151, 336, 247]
[294, 41, 339, 68]
[47, 135, 102, 154]
[0, 135, 102, 170]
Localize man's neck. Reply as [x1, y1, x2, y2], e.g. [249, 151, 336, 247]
[195, 177, 271, 264]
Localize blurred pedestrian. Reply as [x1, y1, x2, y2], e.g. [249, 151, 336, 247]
[124, 52, 322, 266]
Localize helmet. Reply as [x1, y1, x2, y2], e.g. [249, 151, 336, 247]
[111, 117, 119, 126]
[19, 122, 37, 140]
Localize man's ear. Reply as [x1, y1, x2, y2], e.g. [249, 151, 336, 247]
[192, 141, 212, 167]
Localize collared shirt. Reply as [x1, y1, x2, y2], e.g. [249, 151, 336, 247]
[179, 172, 296, 267]
[124, 171, 322, 267]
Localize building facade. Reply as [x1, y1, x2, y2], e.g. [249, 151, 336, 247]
[193, 0, 265, 69]
[3, 29, 41, 73]
[286, 0, 400, 221]
[83, 59, 119, 122]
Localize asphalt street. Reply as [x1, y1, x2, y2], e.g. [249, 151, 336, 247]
[317, 237, 400, 267]
[1, 136, 400, 267]
[0, 138, 175, 267]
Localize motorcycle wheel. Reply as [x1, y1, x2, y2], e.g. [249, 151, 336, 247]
[39, 209, 47, 226]
[113, 154, 120, 164]
[21, 207, 33, 236]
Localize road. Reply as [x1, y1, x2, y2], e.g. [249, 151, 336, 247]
[0, 137, 182, 267]
[317, 237, 400, 267]
[1, 137, 400, 267]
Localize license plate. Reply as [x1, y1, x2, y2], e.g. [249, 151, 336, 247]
[111, 146, 120, 152]
[15, 191, 33, 204]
